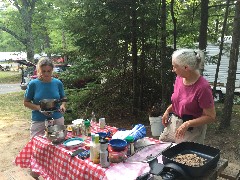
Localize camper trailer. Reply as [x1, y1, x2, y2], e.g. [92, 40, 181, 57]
[203, 36, 240, 101]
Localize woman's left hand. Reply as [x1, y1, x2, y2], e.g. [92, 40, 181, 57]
[59, 104, 66, 113]
[175, 122, 190, 140]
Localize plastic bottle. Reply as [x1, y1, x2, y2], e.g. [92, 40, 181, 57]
[100, 139, 110, 168]
[125, 136, 135, 156]
[99, 118, 105, 129]
[91, 111, 97, 124]
[93, 134, 100, 164]
[84, 120, 91, 136]
[90, 133, 95, 162]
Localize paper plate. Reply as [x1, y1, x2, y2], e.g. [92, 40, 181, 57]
[63, 138, 84, 149]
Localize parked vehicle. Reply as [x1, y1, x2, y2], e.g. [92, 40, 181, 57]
[0, 64, 10, 71]
[52, 63, 71, 78]
[203, 36, 240, 102]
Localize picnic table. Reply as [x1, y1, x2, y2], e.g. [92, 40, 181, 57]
[14, 122, 228, 180]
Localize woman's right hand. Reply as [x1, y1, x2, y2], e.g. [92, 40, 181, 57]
[162, 112, 170, 127]
[24, 100, 41, 111]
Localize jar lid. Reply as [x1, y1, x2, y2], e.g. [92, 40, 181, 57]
[100, 139, 108, 144]
[108, 145, 128, 152]
[125, 136, 134, 143]
[84, 120, 91, 127]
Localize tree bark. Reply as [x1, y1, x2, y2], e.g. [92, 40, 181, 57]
[220, 1, 240, 129]
[198, 0, 209, 51]
[170, 0, 177, 51]
[160, 0, 168, 109]
[198, 0, 209, 75]
[131, 0, 139, 115]
[213, 0, 230, 99]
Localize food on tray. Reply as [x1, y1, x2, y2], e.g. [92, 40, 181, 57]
[172, 153, 207, 167]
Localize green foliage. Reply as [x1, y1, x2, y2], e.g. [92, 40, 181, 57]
[0, 32, 25, 52]
[59, 56, 103, 89]
[64, 88, 93, 123]
[0, 0, 236, 121]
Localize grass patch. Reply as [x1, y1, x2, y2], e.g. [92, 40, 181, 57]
[0, 71, 22, 84]
[0, 92, 31, 122]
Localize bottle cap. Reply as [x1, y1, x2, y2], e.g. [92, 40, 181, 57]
[125, 136, 134, 143]
[100, 139, 108, 144]
[84, 120, 91, 127]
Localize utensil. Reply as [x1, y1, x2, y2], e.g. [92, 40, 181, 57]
[45, 125, 67, 143]
[69, 148, 85, 157]
[39, 98, 68, 111]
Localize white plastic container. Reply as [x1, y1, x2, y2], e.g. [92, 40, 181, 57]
[149, 116, 164, 136]
[99, 118, 105, 129]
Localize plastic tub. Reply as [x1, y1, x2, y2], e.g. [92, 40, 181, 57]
[149, 116, 164, 136]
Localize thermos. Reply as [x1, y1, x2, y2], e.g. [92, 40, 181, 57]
[100, 139, 110, 168]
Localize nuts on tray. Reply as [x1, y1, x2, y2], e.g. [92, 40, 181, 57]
[172, 153, 207, 167]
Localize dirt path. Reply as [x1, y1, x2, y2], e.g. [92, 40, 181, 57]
[0, 118, 30, 172]
[0, 83, 22, 95]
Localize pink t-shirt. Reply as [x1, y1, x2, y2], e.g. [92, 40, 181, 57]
[171, 76, 214, 119]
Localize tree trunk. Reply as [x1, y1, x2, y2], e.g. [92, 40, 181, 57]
[23, 16, 35, 61]
[220, 1, 240, 129]
[139, 15, 146, 111]
[213, 0, 230, 99]
[170, 0, 177, 51]
[131, 0, 139, 115]
[198, 0, 209, 75]
[198, 0, 209, 51]
[160, 0, 168, 109]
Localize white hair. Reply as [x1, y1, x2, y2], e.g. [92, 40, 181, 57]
[172, 49, 202, 70]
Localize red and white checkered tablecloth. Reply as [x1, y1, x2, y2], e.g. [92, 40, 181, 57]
[14, 123, 167, 180]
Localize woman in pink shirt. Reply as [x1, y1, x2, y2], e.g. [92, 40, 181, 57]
[159, 49, 216, 144]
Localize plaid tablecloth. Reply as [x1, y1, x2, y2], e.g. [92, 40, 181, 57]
[14, 123, 168, 180]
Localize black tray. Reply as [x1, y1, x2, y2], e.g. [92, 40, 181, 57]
[162, 141, 220, 177]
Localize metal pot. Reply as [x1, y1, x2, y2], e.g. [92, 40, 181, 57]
[40, 98, 67, 111]
[45, 125, 67, 143]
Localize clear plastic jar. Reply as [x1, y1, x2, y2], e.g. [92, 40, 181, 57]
[108, 146, 127, 163]
[125, 136, 135, 156]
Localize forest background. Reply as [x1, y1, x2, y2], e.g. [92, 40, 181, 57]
[0, 0, 240, 143]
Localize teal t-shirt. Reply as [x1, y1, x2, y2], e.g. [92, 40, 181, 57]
[24, 78, 66, 121]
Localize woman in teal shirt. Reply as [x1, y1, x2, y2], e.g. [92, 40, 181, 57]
[24, 57, 67, 139]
